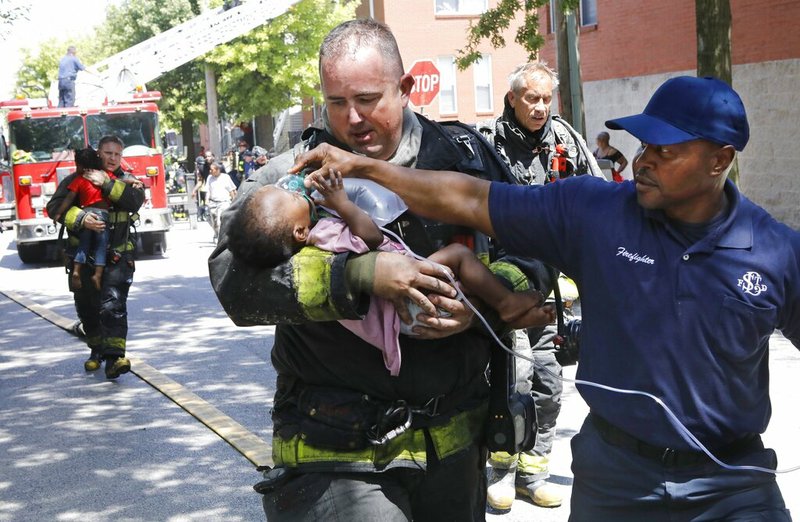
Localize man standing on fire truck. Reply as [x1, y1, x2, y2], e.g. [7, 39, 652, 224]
[47, 135, 145, 379]
[57, 46, 86, 108]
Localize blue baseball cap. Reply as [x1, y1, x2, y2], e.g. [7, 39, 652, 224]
[605, 76, 749, 151]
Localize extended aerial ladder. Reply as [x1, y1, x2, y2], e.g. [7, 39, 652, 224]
[51, 0, 302, 107]
[3, 0, 302, 262]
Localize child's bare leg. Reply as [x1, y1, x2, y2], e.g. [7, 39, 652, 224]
[91, 265, 105, 291]
[71, 262, 83, 290]
[428, 243, 508, 307]
[429, 243, 554, 328]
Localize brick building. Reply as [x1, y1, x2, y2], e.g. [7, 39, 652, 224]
[354, 0, 799, 229]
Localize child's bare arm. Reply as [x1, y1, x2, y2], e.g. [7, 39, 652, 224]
[309, 169, 384, 249]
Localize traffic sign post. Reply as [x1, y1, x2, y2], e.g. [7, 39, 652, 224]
[408, 60, 441, 108]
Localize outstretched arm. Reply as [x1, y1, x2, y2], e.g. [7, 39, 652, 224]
[292, 143, 495, 238]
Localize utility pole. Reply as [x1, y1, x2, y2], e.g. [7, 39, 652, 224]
[205, 64, 221, 158]
[554, 0, 585, 135]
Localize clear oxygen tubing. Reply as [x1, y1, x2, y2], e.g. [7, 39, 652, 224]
[378, 225, 800, 476]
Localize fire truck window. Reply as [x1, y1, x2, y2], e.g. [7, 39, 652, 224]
[8, 116, 85, 163]
[87, 112, 158, 151]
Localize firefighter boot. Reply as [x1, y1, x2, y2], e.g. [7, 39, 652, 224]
[105, 357, 131, 379]
[515, 454, 563, 507]
[84, 351, 102, 372]
[486, 455, 518, 511]
[516, 480, 563, 508]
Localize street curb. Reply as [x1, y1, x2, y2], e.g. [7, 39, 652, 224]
[0, 289, 274, 469]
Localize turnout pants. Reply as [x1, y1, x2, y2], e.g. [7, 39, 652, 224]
[262, 441, 487, 521]
[489, 326, 563, 484]
[70, 253, 135, 359]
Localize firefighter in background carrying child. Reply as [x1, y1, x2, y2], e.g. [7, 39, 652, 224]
[52, 146, 138, 291]
[47, 135, 144, 380]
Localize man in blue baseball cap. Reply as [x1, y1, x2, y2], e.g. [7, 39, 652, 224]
[291, 75, 799, 520]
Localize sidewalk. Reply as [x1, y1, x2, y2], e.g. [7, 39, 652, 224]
[0, 293, 266, 521]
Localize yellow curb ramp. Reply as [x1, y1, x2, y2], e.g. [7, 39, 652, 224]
[1, 289, 273, 469]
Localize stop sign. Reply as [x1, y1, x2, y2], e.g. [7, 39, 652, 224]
[408, 60, 440, 107]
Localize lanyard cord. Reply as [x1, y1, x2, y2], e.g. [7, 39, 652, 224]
[378, 225, 799, 475]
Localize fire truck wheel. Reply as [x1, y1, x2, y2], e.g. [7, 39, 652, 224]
[17, 242, 46, 264]
[141, 232, 167, 256]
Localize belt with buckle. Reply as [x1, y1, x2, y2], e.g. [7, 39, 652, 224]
[590, 413, 761, 467]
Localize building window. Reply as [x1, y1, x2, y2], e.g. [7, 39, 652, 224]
[435, 0, 487, 15]
[438, 56, 458, 115]
[473, 55, 493, 113]
[549, 0, 597, 32]
[580, 0, 597, 25]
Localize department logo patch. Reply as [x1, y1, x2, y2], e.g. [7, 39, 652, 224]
[737, 271, 767, 296]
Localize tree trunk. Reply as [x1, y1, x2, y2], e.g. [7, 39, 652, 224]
[696, 0, 732, 82]
[696, 0, 738, 183]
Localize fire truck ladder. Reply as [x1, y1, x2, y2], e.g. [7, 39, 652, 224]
[56, 0, 302, 106]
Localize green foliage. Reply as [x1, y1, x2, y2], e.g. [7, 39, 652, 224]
[456, 0, 579, 70]
[13, 36, 102, 99]
[204, 0, 359, 120]
[11, 0, 358, 127]
[99, 0, 205, 130]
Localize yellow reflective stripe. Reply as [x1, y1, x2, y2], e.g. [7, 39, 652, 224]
[273, 404, 486, 468]
[107, 211, 129, 224]
[64, 206, 82, 230]
[517, 453, 550, 475]
[429, 404, 487, 459]
[555, 274, 579, 301]
[273, 428, 426, 468]
[293, 246, 340, 321]
[488, 451, 519, 468]
[86, 336, 102, 348]
[108, 179, 126, 201]
[489, 260, 530, 292]
[105, 337, 126, 349]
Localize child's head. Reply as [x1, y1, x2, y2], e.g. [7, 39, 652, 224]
[74, 146, 103, 174]
[228, 185, 317, 268]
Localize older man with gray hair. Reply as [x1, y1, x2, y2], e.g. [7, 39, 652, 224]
[475, 61, 602, 511]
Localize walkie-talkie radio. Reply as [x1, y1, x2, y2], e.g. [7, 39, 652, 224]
[486, 337, 537, 454]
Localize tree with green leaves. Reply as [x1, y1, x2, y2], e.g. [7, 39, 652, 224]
[204, 0, 358, 120]
[456, 0, 583, 130]
[100, 0, 207, 158]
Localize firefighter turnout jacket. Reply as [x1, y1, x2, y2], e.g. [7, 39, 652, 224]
[209, 112, 551, 472]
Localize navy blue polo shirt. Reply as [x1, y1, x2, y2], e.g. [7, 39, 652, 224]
[490, 176, 800, 450]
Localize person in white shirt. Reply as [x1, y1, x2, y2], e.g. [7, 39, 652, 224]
[205, 162, 236, 243]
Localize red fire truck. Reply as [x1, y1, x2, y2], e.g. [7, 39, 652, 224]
[1, 93, 171, 263]
[0, 129, 13, 228]
[1, 0, 302, 263]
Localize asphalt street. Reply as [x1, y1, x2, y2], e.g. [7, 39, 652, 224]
[1, 222, 798, 521]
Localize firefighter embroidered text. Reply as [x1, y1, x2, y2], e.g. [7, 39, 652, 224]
[738, 271, 767, 296]
[616, 246, 655, 265]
